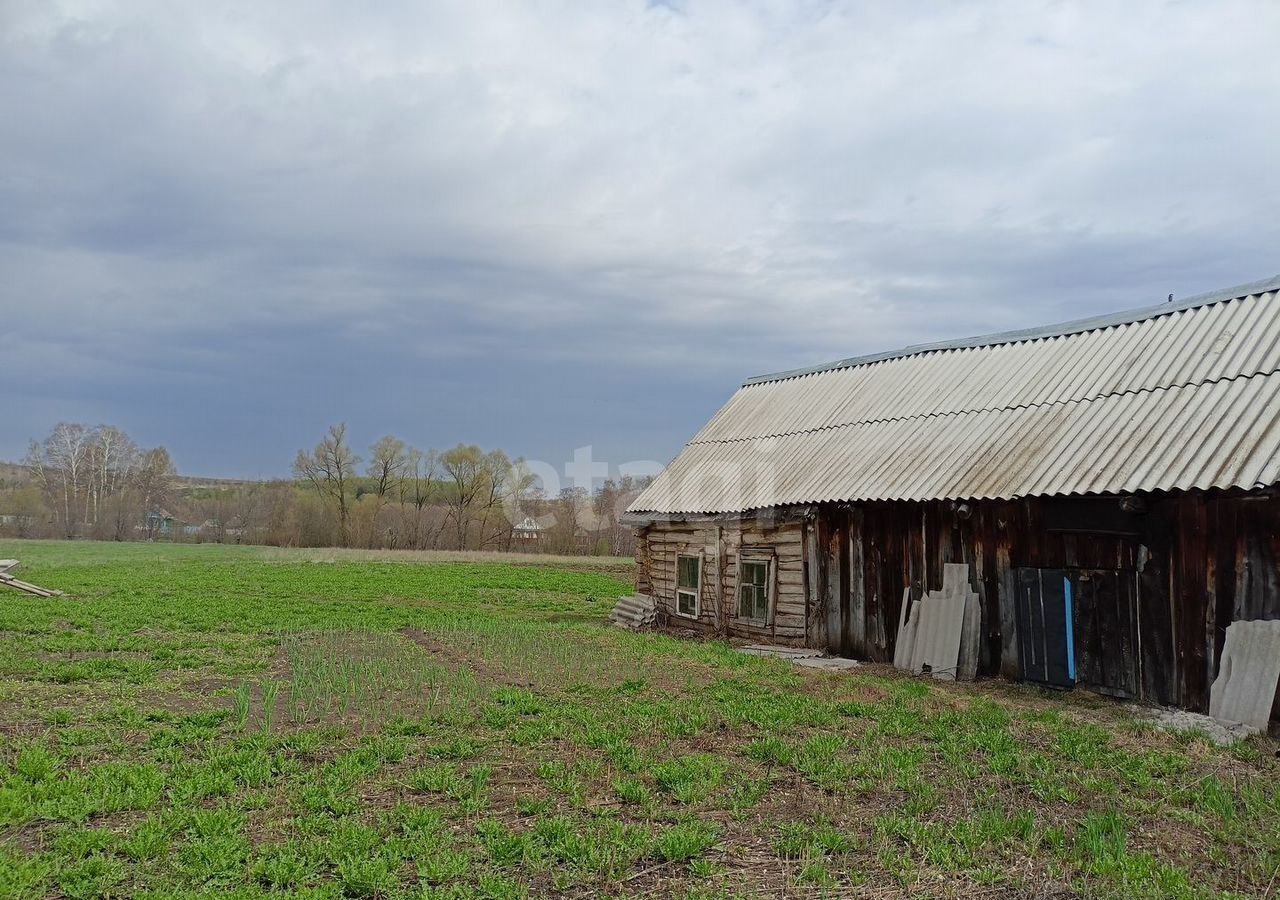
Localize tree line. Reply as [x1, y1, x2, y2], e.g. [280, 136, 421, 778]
[1, 422, 648, 556]
[289, 424, 646, 554]
[17, 423, 176, 540]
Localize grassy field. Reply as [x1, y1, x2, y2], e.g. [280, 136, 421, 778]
[0, 541, 1275, 899]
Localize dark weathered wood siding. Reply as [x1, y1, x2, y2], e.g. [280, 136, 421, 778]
[635, 491, 1279, 721]
[810, 492, 1279, 719]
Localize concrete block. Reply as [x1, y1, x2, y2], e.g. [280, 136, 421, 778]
[739, 644, 823, 660]
[737, 645, 858, 669]
[1209, 619, 1280, 731]
[1142, 705, 1258, 745]
[792, 656, 861, 670]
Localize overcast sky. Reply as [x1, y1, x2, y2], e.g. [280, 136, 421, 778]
[3, 1, 1279, 480]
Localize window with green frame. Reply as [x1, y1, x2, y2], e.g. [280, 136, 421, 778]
[676, 554, 700, 617]
[738, 558, 771, 622]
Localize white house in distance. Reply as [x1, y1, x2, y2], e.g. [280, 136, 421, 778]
[512, 516, 544, 543]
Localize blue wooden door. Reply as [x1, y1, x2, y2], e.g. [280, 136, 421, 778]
[1015, 568, 1075, 688]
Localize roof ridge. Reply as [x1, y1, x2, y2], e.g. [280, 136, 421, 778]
[698, 365, 1280, 447]
[744, 272, 1280, 386]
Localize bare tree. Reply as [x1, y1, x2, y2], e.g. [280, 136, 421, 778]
[88, 425, 140, 527]
[133, 447, 177, 540]
[551, 487, 589, 554]
[368, 436, 408, 499]
[26, 423, 93, 537]
[229, 482, 270, 543]
[480, 457, 536, 550]
[438, 445, 523, 550]
[595, 476, 646, 556]
[439, 444, 487, 549]
[399, 447, 441, 549]
[293, 424, 360, 547]
[364, 435, 407, 548]
[473, 450, 513, 549]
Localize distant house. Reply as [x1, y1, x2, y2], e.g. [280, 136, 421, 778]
[512, 516, 544, 542]
[0, 511, 37, 538]
[627, 274, 1280, 724]
[144, 509, 198, 539]
[143, 510, 176, 537]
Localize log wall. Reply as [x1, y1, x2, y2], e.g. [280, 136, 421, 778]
[633, 513, 809, 645]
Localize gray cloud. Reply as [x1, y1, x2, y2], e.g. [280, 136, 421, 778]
[2, 0, 1279, 476]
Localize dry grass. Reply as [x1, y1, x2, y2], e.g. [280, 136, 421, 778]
[260, 544, 635, 573]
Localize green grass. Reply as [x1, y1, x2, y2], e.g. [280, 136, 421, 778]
[0, 539, 1275, 898]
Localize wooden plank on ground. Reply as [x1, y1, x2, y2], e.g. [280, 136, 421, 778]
[0, 569, 61, 597]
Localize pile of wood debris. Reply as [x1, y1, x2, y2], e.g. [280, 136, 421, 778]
[0, 560, 62, 597]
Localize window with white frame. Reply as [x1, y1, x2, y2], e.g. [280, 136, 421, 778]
[738, 557, 772, 623]
[676, 554, 701, 618]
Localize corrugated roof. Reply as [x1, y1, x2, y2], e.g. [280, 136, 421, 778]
[631, 275, 1280, 514]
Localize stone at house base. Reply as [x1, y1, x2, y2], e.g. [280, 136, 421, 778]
[792, 656, 862, 670]
[738, 645, 860, 669]
[739, 644, 823, 659]
[1140, 706, 1260, 746]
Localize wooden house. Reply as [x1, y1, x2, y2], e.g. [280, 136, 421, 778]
[625, 275, 1280, 722]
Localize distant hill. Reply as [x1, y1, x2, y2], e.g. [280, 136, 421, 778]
[172, 474, 266, 489]
[0, 462, 31, 488]
[0, 461, 266, 490]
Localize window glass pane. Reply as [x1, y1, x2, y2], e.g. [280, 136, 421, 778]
[678, 590, 696, 616]
[678, 556, 700, 590]
[738, 560, 770, 620]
